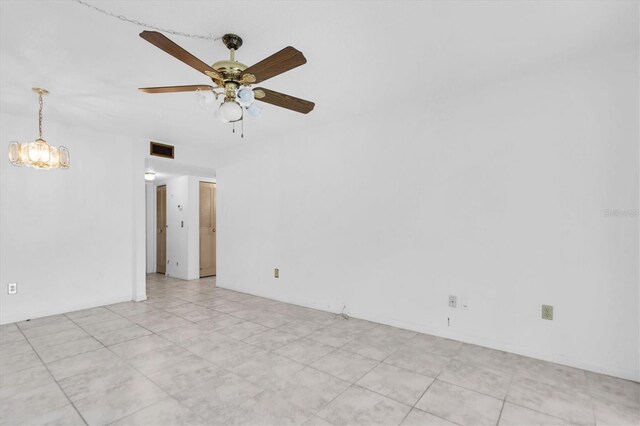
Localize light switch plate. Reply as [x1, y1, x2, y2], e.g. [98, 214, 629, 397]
[274, 268, 279, 278]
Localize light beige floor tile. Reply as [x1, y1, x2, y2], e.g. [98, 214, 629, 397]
[65, 306, 113, 320]
[437, 357, 512, 399]
[340, 335, 400, 361]
[218, 320, 270, 340]
[499, 402, 572, 425]
[20, 321, 79, 339]
[196, 314, 245, 331]
[111, 397, 204, 426]
[231, 351, 305, 387]
[416, 380, 503, 426]
[0, 382, 70, 424]
[311, 349, 379, 382]
[149, 363, 225, 396]
[73, 375, 167, 425]
[317, 385, 411, 426]
[384, 346, 452, 377]
[28, 403, 86, 426]
[512, 355, 589, 392]
[250, 311, 295, 328]
[106, 301, 158, 316]
[57, 363, 142, 401]
[0, 325, 26, 345]
[72, 310, 122, 326]
[0, 339, 33, 359]
[157, 323, 212, 343]
[587, 371, 640, 409]
[277, 319, 326, 337]
[175, 371, 264, 418]
[47, 347, 122, 380]
[304, 415, 336, 425]
[403, 334, 463, 357]
[0, 350, 43, 375]
[193, 297, 232, 308]
[274, 337, 336, 364]
[243, 328, 300, 351]
[271, 367, 350, 413]
[27, 327, 90, 350]
[108, 334, 172, 359]
[125, 344, 191, 374]
[212, 301, 248, 314]
[357, 362, 434, 405]
[35, 335, 103, 364]
[307, 325, 362, 347]
[82, 317, 135, 335]
[17, 315, 70, 330]
[218, 391, 311, 425]
[93, 324, 153, 346]
[0, 364, 54, 401]
[329, 317, 379, 333]
[507, 376, 595, 425]
[164, 304, 221, 322]
[592, 397, 640, 426]
[401, 408, 457, 426]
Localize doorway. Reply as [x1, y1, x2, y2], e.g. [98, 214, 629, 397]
[199, 181, 216, 277]
[156, 185, 167, 274]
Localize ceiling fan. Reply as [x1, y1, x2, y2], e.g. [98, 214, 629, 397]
[138, 31, 315, 124]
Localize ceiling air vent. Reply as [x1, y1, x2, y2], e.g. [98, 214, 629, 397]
[150, 142, 174, 159]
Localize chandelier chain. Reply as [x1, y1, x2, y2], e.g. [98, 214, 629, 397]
[38, 93, 43, 139]
[72, 0, 222, 41]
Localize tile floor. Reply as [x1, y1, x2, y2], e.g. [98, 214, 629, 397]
[1, 274, 638, 426]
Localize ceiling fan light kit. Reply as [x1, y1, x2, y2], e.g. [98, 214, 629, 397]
[139, 31, 315, 137]
[7, 88, 70, 169]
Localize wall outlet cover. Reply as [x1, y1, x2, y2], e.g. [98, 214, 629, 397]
[448, 295, 457, 308]
[8, 283, 17, 295]
[542, 304, 554, 320]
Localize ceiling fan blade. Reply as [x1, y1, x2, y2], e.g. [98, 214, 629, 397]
[139, 31, 223, 81]
[241, 47, 307, 84]
[253, 87, 314, 114]
[139, 85, 215, 94]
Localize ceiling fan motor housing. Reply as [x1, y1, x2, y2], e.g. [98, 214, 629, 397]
[222, 34, 243, 50]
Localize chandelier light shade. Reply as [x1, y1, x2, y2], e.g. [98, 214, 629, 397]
[218, 99, 243, 122]
[7, 88, 70, 169]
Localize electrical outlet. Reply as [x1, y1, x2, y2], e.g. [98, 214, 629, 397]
[541, 304, 553, 320]
[448, 295, 457, 308]
[274, 268, 279, 278]
[8, 283, 17, 295]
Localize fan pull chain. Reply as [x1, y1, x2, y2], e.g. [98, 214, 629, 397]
[241, 117, 244, 138]
[232, 122, 235, 134]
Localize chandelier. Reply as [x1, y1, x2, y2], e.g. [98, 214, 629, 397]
[8, 88, 70, 169]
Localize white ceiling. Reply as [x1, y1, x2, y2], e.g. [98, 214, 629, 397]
[1, 1, 637, 155]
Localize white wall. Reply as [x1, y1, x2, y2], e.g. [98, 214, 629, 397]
[145, 182, 156, 273]
[0, 112, 146, 324]
[217, 48, 639, 380]
[165, 176, 191, 279]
